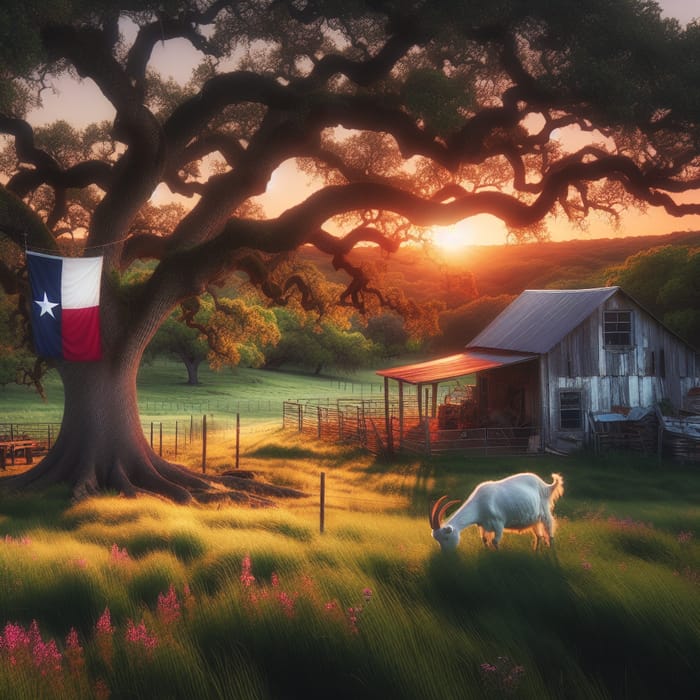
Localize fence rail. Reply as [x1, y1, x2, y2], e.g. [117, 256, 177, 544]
[139, 379, 388, 417]
[282, 398, 541, 458]
[0, 423, 61, 451]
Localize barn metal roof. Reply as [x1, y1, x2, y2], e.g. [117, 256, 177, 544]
[467, 287, 619, 353]
[376, 349, 537, 385]
[376, 287, 624, 384]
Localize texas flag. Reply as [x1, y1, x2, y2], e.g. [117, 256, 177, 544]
[27, 251, 103, 361]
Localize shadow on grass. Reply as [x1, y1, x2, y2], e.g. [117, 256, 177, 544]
[0, 484, 75, 534]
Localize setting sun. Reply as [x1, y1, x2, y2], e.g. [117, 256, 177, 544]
[431, 220, 477, 251]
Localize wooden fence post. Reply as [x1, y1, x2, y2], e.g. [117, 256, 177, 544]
[202, 414, 207, 474]
[235, 413, 240, 470]
[320, 471, 326, 534]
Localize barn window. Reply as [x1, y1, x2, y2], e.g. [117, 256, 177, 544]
[559, 391, 583, 430]
[604, 310, 632, 346]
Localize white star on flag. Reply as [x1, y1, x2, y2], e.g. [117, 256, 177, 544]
[35, 291, 60, 318]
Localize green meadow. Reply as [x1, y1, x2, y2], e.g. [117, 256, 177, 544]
[0, 360, 390, 425]
[0, 364, 698, 699]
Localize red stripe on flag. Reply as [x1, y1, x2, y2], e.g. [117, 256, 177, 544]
[62, 307, 102, 361]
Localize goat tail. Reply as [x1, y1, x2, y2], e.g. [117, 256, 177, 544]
[549, 473, 564, 504]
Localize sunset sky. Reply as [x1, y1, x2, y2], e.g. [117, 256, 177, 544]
[27, 0, 700, 248]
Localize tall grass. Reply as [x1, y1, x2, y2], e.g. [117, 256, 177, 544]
[1, 432, 698, 699]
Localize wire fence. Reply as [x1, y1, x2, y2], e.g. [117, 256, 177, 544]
[0, 415, 281, 466]
[139, 379, 388, 417]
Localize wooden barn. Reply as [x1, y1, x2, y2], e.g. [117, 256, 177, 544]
[377, 287, 700, 455]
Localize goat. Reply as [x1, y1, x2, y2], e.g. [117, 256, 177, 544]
[430, 472, 564, 552]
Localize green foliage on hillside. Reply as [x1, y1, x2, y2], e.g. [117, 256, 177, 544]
[607, 244, 700, 347]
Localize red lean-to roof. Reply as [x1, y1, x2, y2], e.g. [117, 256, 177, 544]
[376, 349, 537, 385]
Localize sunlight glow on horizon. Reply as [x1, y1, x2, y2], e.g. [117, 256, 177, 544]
[431, 221, 478, 251]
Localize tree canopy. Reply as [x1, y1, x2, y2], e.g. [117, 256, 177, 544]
[607, 245, 700, 348]
[1, 0, 699, 501]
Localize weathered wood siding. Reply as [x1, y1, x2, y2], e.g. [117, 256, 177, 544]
[544, 290, 699, 447]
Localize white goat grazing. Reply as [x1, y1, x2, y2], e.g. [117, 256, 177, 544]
[430, 473, 564, 552]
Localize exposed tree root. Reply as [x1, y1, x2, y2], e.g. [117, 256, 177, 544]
[0, 448, 306, 506]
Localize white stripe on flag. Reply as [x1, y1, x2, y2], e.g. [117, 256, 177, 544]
[61, 256, 103, 309]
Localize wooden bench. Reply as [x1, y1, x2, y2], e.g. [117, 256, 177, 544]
[0, 440, 39, 469]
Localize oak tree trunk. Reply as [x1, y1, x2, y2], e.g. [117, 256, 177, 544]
[183, 356, 201, 386]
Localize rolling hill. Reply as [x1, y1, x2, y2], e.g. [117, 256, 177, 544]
[298, 229, 700, 304]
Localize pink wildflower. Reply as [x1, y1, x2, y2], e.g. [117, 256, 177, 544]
[271, 572, 279, 588]
[240, 554, 256, 587]
[347, 606, 363, 634]
[582, 560, 592, 570]
[95, 607, 114, 666]
[109, 543, 130, 563]
[157, 584, 181, 626]
[1, 622, 31, 665]
[95, 608, 114, 635]
[32, 637, 62, 676]
[2, 534, 32, 546]
[277, 591, 296, 618]
[479, 656, 525, 695]
[678, 530, 693, 544]
[94, 678, 111, 700]
[183, 583, 195, 613]
[362, 588, 373, 603]
[125, 619, 158, 653]
[0, 621, 62, 676]
[65, 628, 85, 675]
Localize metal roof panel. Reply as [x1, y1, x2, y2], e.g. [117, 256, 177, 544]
[467, 287, 619, 353]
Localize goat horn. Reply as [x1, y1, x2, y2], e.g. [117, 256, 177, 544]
[438, 499, 460, 526]
[430, 496, 459, 529]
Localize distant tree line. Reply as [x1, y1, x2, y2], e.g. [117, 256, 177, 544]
[4, 239, 698, 389]
[606, 245, 700, 349]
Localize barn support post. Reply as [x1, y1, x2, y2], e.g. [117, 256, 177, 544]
[201, 414, 207, 474]
[383, 377, 394, 454]
[431, 382, 439, 418]
[398, 381, 405, 449]
[417, 383, 423, 422]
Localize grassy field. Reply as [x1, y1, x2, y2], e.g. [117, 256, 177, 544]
[0, 360, 395, 426]
[0, 421, 698, 698]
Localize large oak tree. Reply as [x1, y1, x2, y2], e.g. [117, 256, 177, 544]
[1, 0, 699, 502]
